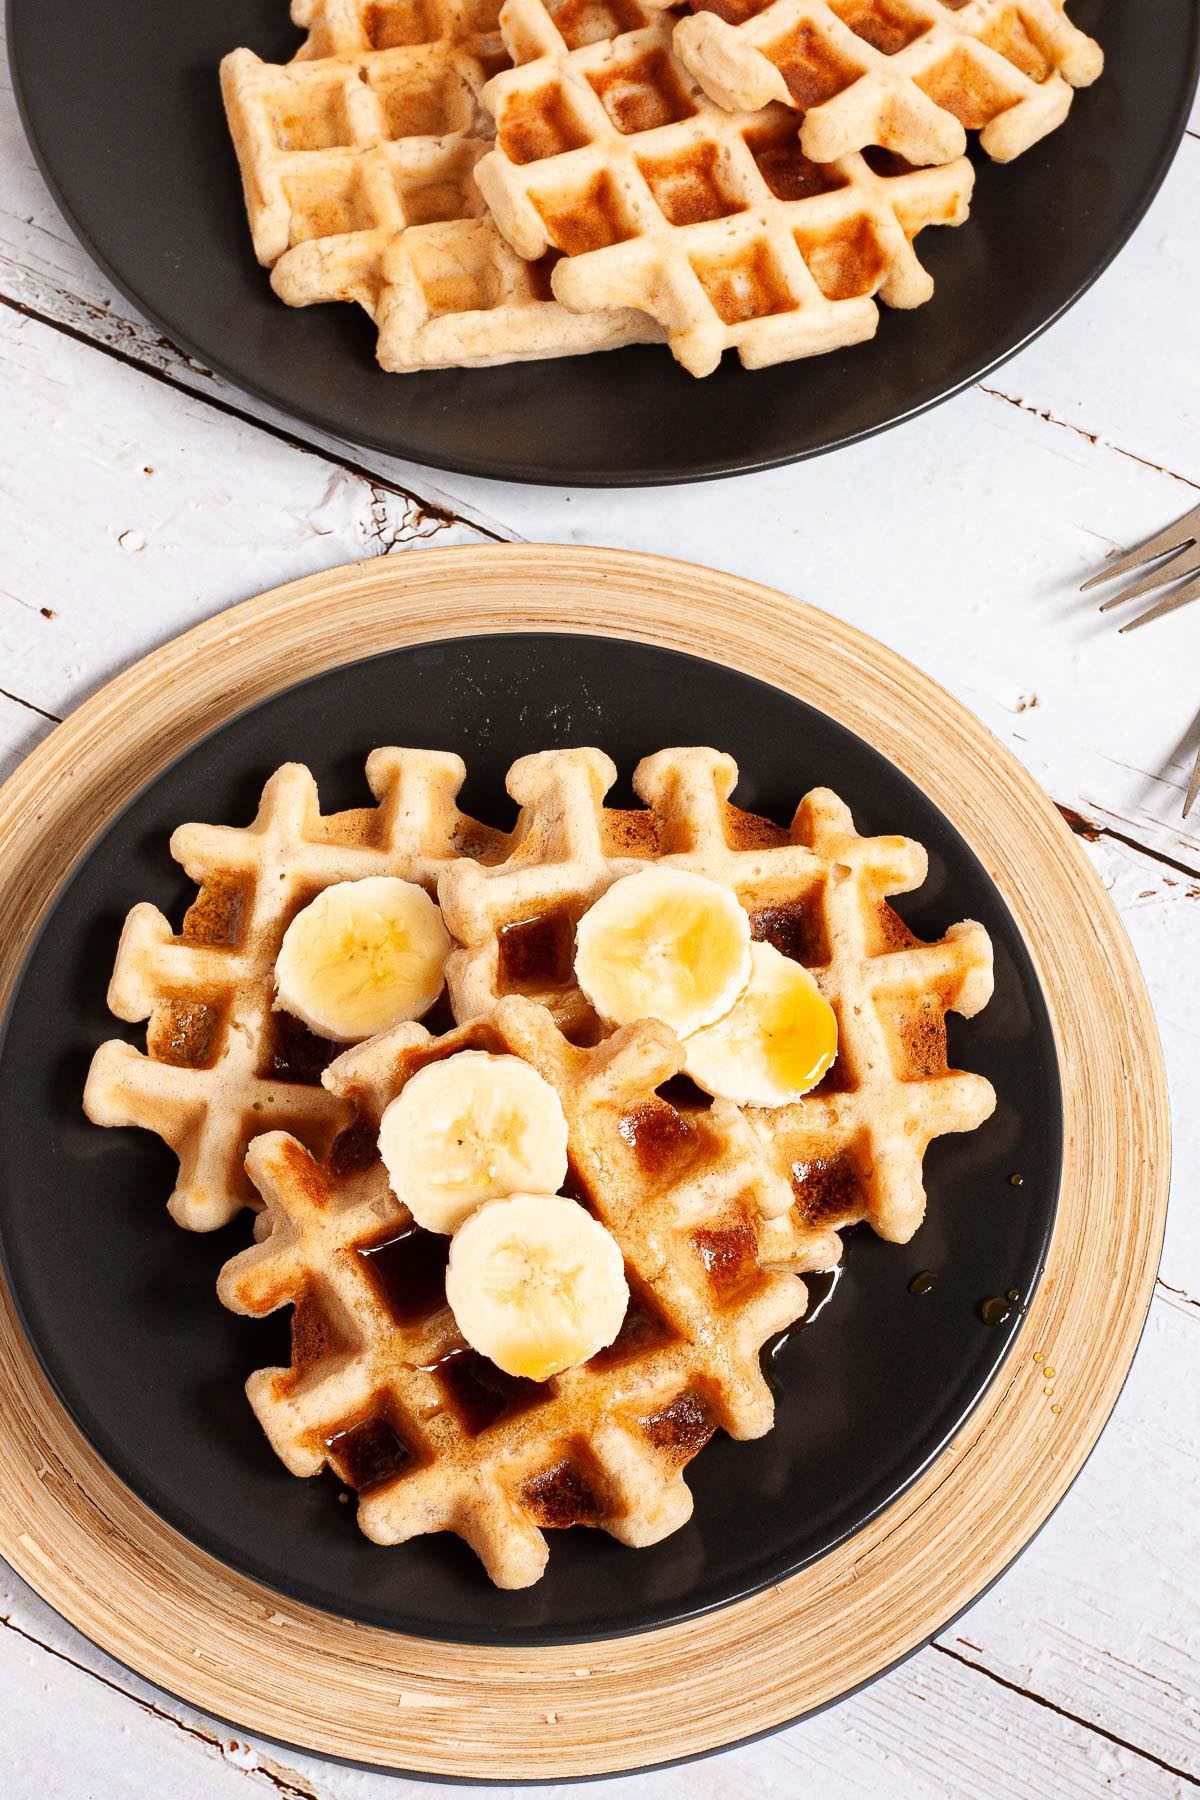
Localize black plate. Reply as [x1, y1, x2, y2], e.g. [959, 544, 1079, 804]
[0, 634, 1060, 1646]
[9, 1, 1198, 485]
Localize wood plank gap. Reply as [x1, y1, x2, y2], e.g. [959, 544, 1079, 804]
[0, 686, 61, 725]
[0, 1610, 319, 1798]
[0, 290, 506, 544]
[1056, 803, 1200, 882]
[932, 1644, 1200, 1786]
[978, 384, 1200, 494]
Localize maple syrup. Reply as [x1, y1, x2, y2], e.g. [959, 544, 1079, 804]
[325, 1406, 416, 1492]
[908, 1270, 937, 1297]
[789, 1152, 863, 1224]
[182, 872, 250, 947]
[520, 1452, 605, 1527]
[261, 1008, 339, 1085]
[430, 1346, 545, 1436]
[979, 1295, 1012, 1326]
[355, 1223, 450, 1323]
[692, 1220, 761, 1303]
[749, 898, 827, 966]
[618, 1099, 699, 1176]
[638, 1392, 715, 1463]
[497, 909, 575, 990]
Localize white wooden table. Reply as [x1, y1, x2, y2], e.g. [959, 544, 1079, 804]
[2, 23, 1198, 1793]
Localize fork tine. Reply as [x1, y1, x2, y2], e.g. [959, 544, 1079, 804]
[1098, 541, 1200, 612]
[1081, 499, 1200, 591]
[1117, 568, 1200, 633]
[1185, 741, 1200, 819]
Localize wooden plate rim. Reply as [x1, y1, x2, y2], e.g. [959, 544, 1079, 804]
[0, 545, 1169, 1779]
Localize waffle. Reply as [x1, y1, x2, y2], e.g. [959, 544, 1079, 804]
[673, 0, 1103, 167]
[474, 8, 973, 376]
[84, 752, 509, 1232]
[222, 6, 655, 367]
[437, 746, 996, 1243]
[217, 996, 811, 1587]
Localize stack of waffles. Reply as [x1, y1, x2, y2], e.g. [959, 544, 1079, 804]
[221, 0, 1102, 375]
[86, 744, 997, 1585]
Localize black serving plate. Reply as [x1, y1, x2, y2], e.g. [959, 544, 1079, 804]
[8, 0, 1198, 484]
[0, 633, 1060, 1646]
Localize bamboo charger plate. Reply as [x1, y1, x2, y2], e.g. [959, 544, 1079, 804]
[0, 546, 1168, 1779]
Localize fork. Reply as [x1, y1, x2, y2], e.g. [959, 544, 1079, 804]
[1081, 498, 1200, 818]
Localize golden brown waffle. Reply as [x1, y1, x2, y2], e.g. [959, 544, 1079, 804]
[474, 8, 973, 375]
[437, 746, 996, 1242]
[84, 752, 508, 1233]
[217, 996, 810, 1587]
[673, 0, 1103, 166]
[221, 6, 656, 367]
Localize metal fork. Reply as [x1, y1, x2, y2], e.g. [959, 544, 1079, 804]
[1082, 498, 1200, 817]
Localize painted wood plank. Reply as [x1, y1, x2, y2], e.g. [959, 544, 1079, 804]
[2, 1519, 1191, 1800]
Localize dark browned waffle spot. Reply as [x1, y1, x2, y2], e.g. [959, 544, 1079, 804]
[290, 1280, 351, 1374]
[770, 24, 861, 108]
[638, 143, 743, 227]
[638, 1392, 715, 1464]
[745, 126, 849, 203]
[861, 145, 920, 179]
[260, 1009, 340, 1085]
[790, 1151, 865, 1224]
[692, 1217, 762, 1304]
[500, 86, 592, 163]
[433, 1346, 547, 1435]
[725, 801, 791, 849]
[691, 241, 796, 326]
[750, 898, 829, 967]
[148, 996, 228, 1070]
[872, 901, 919, 952]
[588, 51, 697, 135]
[534, 172, 635, 254]
[796, 214, 887, 300]
[183, 873, 251, 947]
[325, 1400, 420, 1492]
[520, 1447, 607, 1527]
[328, 1116, 380, 1178]
[889, 989, 950, 1079]
[830, 0, 928, 55]
[355, 1222, 450, 1323]
[589, 1276, 677, 1368]
[498, 908, 576, 990]
[618, 1098, 706, 1178]
[602, 808, 661, 854]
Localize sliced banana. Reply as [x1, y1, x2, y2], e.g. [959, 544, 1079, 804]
[274, 876, 450, 1043]
[574, 867, 751, 1036]
[445, 1193, 629, 1382]
[379, 1051, 569, 1235]
[684, 941, 838, 1107]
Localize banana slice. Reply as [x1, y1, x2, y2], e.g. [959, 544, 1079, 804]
[275, 876, 450, 1043]
[684, 941, 838, 1106]
[575, 867, 751, 1036]
[445, 1193, 629, 1382]
[379, 1051, 569, 1235]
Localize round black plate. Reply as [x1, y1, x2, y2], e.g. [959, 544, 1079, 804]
[9, 1, 1198, 485]
[0, 634, 1060, 1646]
